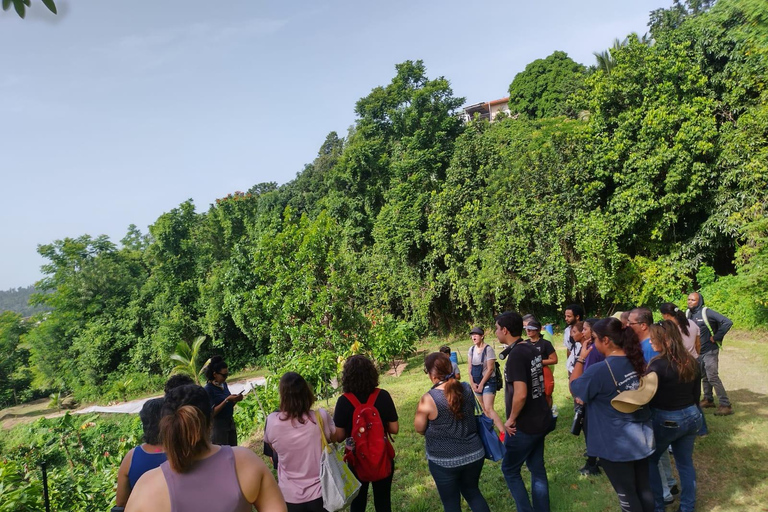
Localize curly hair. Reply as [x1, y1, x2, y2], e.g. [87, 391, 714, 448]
[203, 356, 227, 382]
[341, 355, 379, 396]
[164, 374, 195, 395]
[424, 352, 464, 419]
[650, 320, 698, 382]
[160, 384, 212, 473]
[593, 317, 646, 376]
[278, 372, 315, 424]
[139, 398, 164, 445]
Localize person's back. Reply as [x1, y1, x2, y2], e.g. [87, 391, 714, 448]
[128, 446, 167, 489]
[425, 381, 484, 466]
[125, 384, 286, 512]
[162, 445, 250, 512]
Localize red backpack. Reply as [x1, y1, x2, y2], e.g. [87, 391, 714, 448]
[343, 388, 395, 482]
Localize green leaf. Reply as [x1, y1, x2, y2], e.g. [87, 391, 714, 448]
[2, 0, 12, 13]
[41, 0, 56, 14]
[12, 0, 25, 18]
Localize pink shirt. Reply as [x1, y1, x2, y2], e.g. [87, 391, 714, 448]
[263, 408, 336, 504]
[680, 320, 700, 358]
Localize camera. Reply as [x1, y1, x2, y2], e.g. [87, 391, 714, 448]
[570, 403, 584, 436]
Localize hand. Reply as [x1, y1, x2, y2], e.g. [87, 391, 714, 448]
[574, 397, 584, 405]
[504, 417, 517, 436]
[228, 394, 242, 403]
[581, 343, 594, 359]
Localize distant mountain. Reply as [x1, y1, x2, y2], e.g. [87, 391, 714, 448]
[0, 286, 50, 317]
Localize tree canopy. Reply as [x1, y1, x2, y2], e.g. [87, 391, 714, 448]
[2, 0, 767, 404]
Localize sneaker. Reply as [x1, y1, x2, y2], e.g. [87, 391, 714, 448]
[715, 405, 734, 416]
[670, 485, 680, 495]
[700, 399, 716, 408]
[579, 463, 601, 476]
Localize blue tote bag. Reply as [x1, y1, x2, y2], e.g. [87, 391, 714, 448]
[474, 395, 506, 462]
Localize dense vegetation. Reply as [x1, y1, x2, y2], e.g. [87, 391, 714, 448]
[1, 0, 766, 408]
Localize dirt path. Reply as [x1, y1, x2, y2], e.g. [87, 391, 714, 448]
[1, 376, 265, 430]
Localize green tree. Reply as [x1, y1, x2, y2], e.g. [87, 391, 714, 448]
[0, 312, 32, 407]
[507, 51, 587, 118]
[170, 336, 207, 385]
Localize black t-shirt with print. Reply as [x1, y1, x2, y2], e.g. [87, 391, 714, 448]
[504, 340, 552, 435]
[531, 339, 556, 360]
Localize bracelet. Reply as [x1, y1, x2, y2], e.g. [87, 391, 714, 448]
[576, 359, 586, 365]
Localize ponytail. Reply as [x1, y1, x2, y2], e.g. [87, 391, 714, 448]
[160, 384, 213, 473]
[593, 317, 646, 376]
[659, 302, 690, 337]
[424, 352, 464, 419]
[161, 405, 210, 473]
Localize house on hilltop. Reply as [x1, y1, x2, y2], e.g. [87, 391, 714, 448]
[460, 97, 510, 123]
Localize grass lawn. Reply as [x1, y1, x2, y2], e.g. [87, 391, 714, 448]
[248, 330, 768, 512]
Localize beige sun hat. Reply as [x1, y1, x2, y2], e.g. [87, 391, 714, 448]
[611, 372, 659, 413]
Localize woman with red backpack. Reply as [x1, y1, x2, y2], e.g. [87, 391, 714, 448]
[333, 355, 399, 512]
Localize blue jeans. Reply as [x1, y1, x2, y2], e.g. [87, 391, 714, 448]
[649, 406, 702, 512]
[428, 458, 490, 512]
[501, 429, 550, 512]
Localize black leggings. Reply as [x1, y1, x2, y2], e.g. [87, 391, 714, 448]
[350, 465, 394, 512]
[600, 458, 654, 512]
[287, 498, 326, 512]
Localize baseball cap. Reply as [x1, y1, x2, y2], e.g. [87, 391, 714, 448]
[524, 320, 542, 330]
[470, 327, 484, 335]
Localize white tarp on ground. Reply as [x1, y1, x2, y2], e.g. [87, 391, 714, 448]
[75, 377, 266, 415]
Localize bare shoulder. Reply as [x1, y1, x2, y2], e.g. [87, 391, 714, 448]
[233, 447, 268, 498]
[232, 447, 286, 510]
[125, 467, 170, 512]
[118, 447, 135, 473]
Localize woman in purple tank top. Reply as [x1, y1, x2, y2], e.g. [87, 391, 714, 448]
[125, 384, 287, 512]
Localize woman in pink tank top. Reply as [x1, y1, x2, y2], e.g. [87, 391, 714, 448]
[125, 384, 287, 512]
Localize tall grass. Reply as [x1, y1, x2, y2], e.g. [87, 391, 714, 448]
[250, 330, 768, 512]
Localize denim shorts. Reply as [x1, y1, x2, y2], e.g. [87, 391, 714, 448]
[474, 380, 497, 396]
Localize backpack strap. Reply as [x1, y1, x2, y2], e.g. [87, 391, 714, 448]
[700, 307, 719, 347]
[476, 344, 489, 366]
[365, 388, 381, 407]
[344, 392, 362, 409]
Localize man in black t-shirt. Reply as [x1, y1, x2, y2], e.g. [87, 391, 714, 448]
[495, 311, 552, 512]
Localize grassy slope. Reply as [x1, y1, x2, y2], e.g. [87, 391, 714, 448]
[248, 330, 768, 512]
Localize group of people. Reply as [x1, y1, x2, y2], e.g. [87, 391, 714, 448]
[112, 292, 733, 512]
[115, 366, 287, 512]
[561, 293, 733, 512]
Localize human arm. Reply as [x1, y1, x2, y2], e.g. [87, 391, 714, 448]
[542, 342, 558, 366]
[379, 389, 399, 435]
[480, 357, 495, 387]
[211, 394, 241, 417]
[233, 447, 287, 512]
[710, 310, 733, 343]
[124, 468, 170, 512]
[504, 381, 527, 435]
[414, 393, 437, 435]
[115, 448, 134, 507]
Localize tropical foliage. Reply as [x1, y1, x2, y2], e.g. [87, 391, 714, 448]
[1, 0, 767, 408]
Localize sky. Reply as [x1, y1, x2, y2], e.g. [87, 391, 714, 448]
[0, 0, 667, 290]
